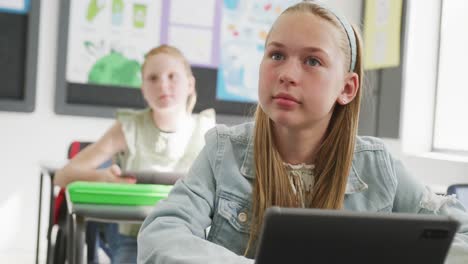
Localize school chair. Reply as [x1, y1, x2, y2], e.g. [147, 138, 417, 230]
[36, 162, 64, 264]
[37, 141, 108, 264]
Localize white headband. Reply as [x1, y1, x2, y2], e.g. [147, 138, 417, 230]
[330, 8, 357, 72]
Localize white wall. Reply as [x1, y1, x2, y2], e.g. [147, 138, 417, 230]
[0, 1, 114, 263]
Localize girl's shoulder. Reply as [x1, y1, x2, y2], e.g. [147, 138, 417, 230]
[354, 136, 387, 153]
[205, 122, 254, 143]
[115, 108, 150, 124]
[196, 108, 216, 120]
[353, 136, 398, 183]
[193, 108, 216, 132]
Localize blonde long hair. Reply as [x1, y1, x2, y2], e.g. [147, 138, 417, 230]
[142, 44, 197, 113]
[246, 2, 364, 254]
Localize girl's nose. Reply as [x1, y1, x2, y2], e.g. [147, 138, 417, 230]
[279, 60, 300, 86]
[157, 77, 170, 90]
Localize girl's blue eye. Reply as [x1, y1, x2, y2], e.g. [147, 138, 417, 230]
[305, 57, 320, 66]
[270, 53, 284, 61]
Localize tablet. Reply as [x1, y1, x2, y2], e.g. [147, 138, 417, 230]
[121, 170, 184, 185]
[255, 207, 459, 264]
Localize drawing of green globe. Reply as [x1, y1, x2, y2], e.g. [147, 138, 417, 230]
[88, 51, 141, 88]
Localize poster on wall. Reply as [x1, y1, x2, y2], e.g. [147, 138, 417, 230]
[217, 0, 300, 103]
[66, 0, 221, 89]
[57, 0, 307, 117]
[66, 0, 163, 89]
[0, 0, 29, 13]
[363, 0, 403, 70]
[166, 0, 219, 68]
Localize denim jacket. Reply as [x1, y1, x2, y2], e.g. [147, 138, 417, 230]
[138, 123, 468, 264]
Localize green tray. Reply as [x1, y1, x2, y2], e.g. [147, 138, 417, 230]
[67, 181, 173, 206]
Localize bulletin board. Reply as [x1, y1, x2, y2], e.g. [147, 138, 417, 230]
[363, 0, 403, 70]
[0, 0, 40, 112]
[55, 0, 300, 118]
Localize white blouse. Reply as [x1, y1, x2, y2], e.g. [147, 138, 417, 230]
[284, 162, 315, 207]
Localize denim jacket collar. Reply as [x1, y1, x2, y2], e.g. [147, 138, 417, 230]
[239, 133, 368, 194]
[239, 131, 255, 179]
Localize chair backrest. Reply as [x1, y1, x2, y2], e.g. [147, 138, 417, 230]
[68, 141, 92, 159]
[447, 184, 468, 208]
[54, 141, 93, 224]
[50, 141, 104, 264]
[68, 141, 113, 168]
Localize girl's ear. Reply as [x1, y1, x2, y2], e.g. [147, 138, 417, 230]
[140, 82, 147, 99]
[188, 75, 196, 95]
[337, 72, 359, 105]
[140, 70, 147, 95]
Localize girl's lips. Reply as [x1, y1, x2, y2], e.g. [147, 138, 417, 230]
[272, 93, 300, 108]
[159, 94, 172, 100]
[273, 93, 300, 103]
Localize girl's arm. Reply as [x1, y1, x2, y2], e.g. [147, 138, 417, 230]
[137, 128, 253, 264]
[391, 157, 468, 264]
[54, 121, 135, 188]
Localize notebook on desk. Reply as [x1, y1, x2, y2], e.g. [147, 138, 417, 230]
[255, 207, 459, 264]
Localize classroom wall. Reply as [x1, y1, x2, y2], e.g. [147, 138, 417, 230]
[0, 1, 115, 263]
[1, 0, 467, 263]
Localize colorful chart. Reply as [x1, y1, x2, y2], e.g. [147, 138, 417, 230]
[66, 0, 303, 103]
[216, 0, 300, 102]
[66, 0, 162, 88]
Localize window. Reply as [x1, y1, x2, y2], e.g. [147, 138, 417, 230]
[433, 0, 468, 152]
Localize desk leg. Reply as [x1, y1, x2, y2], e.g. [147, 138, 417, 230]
[35, 172, 43, 264]
[67, 213, 75, 264]
[46, 173, 56, 264]
[75, 215, 85, 264]
[66, 213, 86, 264]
